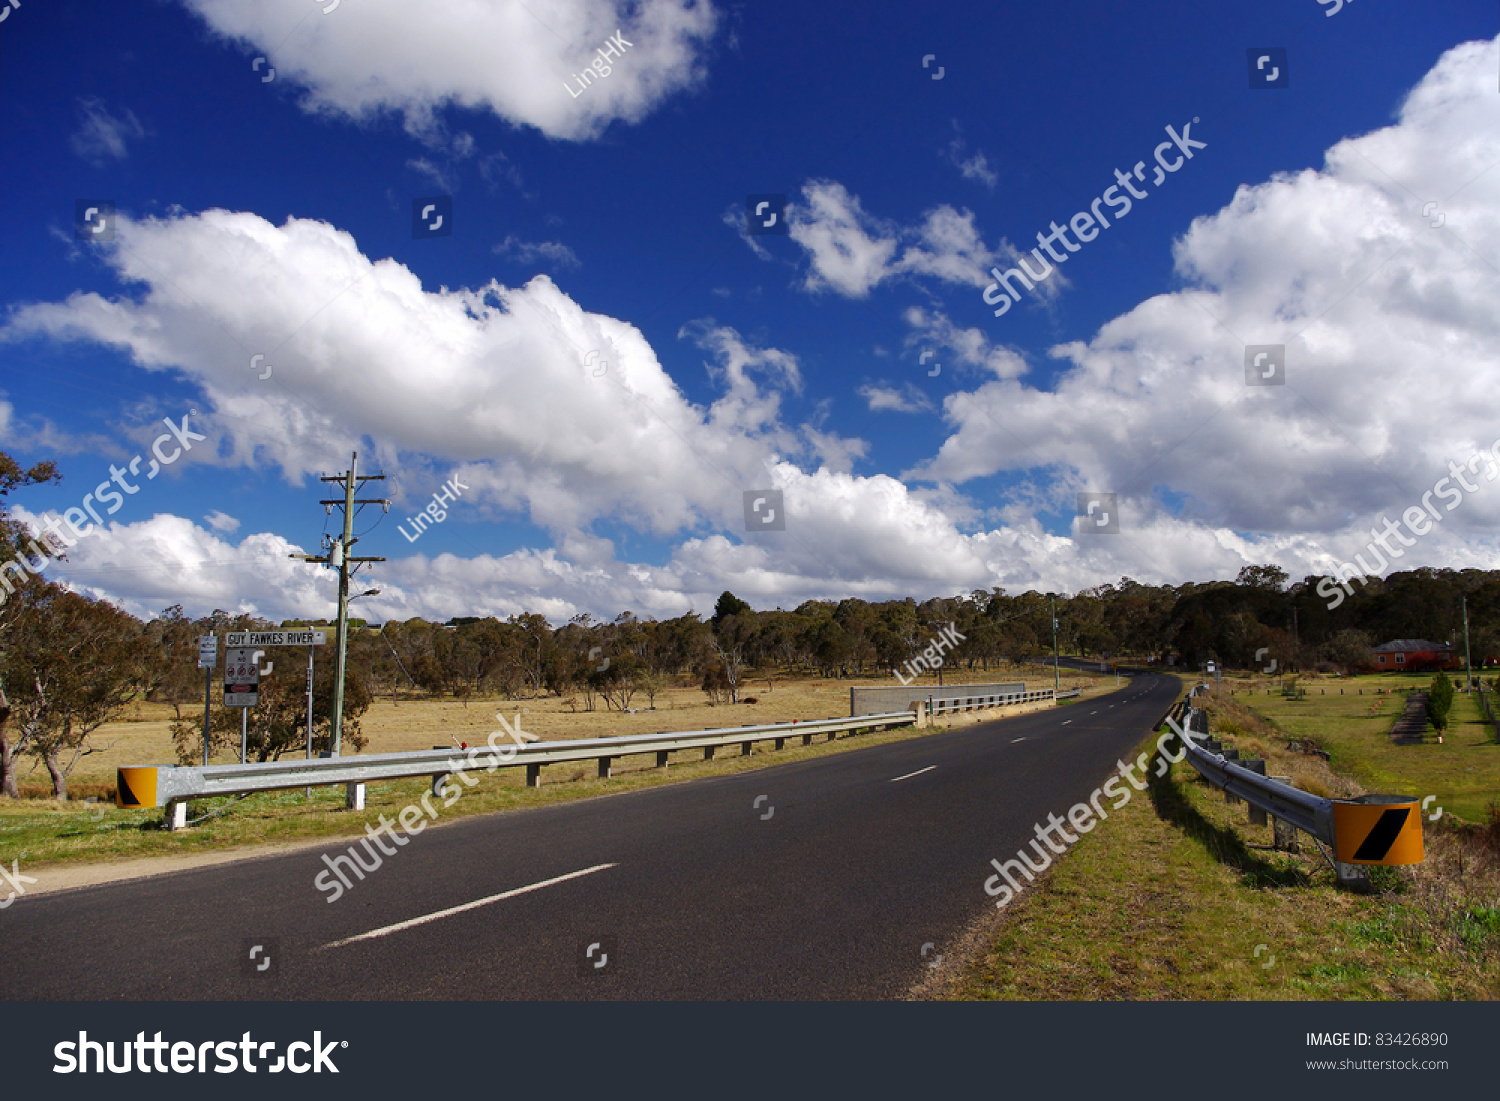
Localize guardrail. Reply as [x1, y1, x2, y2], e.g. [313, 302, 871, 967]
[1173, 685, 1423, 888]
[851, 681, 1025, 717]
[118, 710, 920, 829]
[925, 688, 1056, 717]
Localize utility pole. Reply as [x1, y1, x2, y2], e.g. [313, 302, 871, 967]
[290, 451, 386, 756]
[1049, 593, 1061, 694]
[1292, 606, 1299, 671]
[1463, 592, 1473, 692]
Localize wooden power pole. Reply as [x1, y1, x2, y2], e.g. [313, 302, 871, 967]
[290, 451, 387, 756]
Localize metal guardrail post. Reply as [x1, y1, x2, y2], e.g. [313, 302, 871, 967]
[1242, 760, 1267, 824]
[1268, 775, 1294, 841]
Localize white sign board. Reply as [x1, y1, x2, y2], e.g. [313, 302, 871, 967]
[225, 630, 327, 648]
[224, 647, 260, 707]
[198, 635, 218, 669]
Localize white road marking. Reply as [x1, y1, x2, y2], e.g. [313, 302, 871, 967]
[320, 863, 618, 949]
[890, 765, 937, 782]
[1061, 720, 1072, 725]
[1011, 737, 1026, 743]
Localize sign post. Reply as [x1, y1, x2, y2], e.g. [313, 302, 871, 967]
[224, 647, 260, 764]
[220, 631, 327, 773]
[198, 635, 217, 766]
[305, 643, 316, 797]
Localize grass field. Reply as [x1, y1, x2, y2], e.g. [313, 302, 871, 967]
[1220, 672, 1499, 824]
[0, 666, 1106, 871]
[944, 679, 1500, 1001]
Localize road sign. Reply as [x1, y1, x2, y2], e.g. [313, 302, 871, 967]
[198, 635, 218, 669]
[1333, 795, 1423, 865]
[224, 647, 261, 707]
[226, 630, 327, 648]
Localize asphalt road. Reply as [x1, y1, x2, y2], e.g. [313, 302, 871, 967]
[1, 672, 1181, 1000]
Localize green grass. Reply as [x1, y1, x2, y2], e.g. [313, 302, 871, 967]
[1225, 674, 1499, 823]
[947, 715, 1500, 1001]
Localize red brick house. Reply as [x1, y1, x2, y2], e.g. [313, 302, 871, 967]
[1367, 639, 1457, 673]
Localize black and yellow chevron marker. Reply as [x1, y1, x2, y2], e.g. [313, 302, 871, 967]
[1333, 795, 1423, 865]
[115, 767, 159, 809]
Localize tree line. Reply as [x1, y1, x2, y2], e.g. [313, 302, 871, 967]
[6, 448, 1500, 799]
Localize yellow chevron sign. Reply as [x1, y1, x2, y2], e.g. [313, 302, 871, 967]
[116, 767, 160, 809]
[1333, 796, 1423, 865]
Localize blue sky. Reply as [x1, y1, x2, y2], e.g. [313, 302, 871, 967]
[1, 0, 1497, 625]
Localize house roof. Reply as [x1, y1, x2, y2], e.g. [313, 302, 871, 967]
[1371, 639, 1452, 653]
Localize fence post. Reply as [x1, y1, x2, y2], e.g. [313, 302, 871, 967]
[345, 782, 365, 810]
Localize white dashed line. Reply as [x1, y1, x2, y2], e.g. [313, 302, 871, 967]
[1061, 720, 1072, 725]
[320, 863, 618, 949]
[1011, 737, 1026, 743]
[890, 765, 937, 783]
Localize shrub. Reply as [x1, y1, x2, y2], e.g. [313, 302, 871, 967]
[1426, 671, 1454, 732]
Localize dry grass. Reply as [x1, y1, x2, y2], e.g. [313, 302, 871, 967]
[8, 664, 1103, 795]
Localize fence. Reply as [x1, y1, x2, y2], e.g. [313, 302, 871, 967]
[851, 681, 1024, 717]
[1478, 681, 1499, 744]
[118, 710, 919, 829]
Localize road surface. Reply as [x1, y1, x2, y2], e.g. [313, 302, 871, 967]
[0, 672, 1181, 1000]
